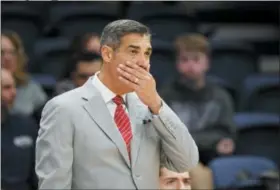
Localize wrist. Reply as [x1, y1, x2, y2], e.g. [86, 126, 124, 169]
[149, 95, 162, 114]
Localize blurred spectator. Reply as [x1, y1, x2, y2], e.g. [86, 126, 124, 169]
[159, 167, 191, 190]
[1, 30, 47, 116]
[61, 33, 101, 81]
[160, 34, 236, 189]
[1, 68, 38, 190]
[54, 51, 102, 96]
[70, 32, 101, 55]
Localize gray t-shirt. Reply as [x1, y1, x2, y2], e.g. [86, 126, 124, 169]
[12, 80, 47, 116]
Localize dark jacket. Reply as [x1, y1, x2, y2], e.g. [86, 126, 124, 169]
[160, 79, 236, 151]
[1, 113, 38, 190]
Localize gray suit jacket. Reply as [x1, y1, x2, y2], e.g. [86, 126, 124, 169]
[35, 78, 199, 189]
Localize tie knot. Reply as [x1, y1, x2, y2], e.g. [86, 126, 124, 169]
[113, 95, 124, 106]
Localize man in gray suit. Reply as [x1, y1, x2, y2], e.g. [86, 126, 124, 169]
[35, 19, 199, 189]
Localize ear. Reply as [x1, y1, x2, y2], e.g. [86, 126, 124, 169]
[101, 45, 113, 63]
[204, 56, 210, 71]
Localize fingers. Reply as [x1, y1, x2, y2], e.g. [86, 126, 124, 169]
[117, 60, 155, 91]
[118, 75, 139, 90]
[118, 64, 147, 80]
[125, 61, 151, 77]
[117, 66, 140, 85]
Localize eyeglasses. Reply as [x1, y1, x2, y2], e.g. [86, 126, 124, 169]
[1, 49, 17, 57]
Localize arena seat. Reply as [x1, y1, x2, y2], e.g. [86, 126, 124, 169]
[127, 2, 198, 42]
[209, 156, 278, 190]
[2, 3, 43, 55]
[46, 2, 121, 38]
[31, 37, 70, 79]
[208, 40, 258, 88]
[238, 74, 280, 113]
[234, 112, 280, 168]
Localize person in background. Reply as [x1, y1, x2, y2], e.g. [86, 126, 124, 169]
[160, 167, 191, 190]
[1, 68, 38, 190]
[160, 34, 236, 190]
[70, 32, 101, 55]
[61, 33, 101, 81]
[54, 51, 102, 95]
[1, 30, 47, 116]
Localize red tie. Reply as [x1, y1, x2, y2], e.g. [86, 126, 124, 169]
[113, 95, 133, 160]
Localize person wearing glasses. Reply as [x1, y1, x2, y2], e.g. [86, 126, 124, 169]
[1, 30, 47, 117]
[54, 51, 102, 96]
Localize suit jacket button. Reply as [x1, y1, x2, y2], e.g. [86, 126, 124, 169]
[135, 174, 141, 179]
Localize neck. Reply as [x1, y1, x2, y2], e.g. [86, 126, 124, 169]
[196, 77, 206, 89]
[180, 75, 205, 90]
[98, 71, 129, 95]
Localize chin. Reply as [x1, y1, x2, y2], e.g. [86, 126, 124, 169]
[123, 86, 134, 94]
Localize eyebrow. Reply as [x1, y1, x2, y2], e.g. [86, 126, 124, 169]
[128, 45, 152, 52]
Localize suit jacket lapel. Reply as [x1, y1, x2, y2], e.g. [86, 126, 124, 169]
[81, 78, 131, 168]
[126, 93, 149, 168]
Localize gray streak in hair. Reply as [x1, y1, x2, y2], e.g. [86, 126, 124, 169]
[100, 19, 151, 50]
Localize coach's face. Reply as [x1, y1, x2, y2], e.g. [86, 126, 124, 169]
[160, 167, 191, 190]
[102, 33, 152, 93]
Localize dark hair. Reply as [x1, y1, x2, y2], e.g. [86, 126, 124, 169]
[70, 32, 100, 55]
[175, 33, 210, 55]
[65, 51, 101, 77]
[100, 19, 151, 50]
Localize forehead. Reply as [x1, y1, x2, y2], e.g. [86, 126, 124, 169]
[160, 168, 189, 179]
[120, 33, 151, 49]
[1, 36, 14, 48]
[1, 71, 14, 85]
[178, 50, 206, 57]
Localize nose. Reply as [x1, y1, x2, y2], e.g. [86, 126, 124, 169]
[177, 181, 186, 190]
[137, 54, 149, 70]
[11, 88, 17, 98]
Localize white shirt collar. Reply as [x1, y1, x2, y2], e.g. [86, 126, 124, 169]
[92, 71, 126, 104]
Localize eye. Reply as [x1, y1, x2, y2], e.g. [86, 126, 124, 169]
[145, 52, 151, 57]
[166, 179, 176, 184]
[131, 50, 138, 54]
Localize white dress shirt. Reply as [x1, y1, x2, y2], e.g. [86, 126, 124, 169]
[92, 72, 135, 133]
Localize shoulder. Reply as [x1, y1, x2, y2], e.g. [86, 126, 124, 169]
[25, 79, 43, 90]
[209, 83, 233, 103]
[56, 79, 74, 89]
[55, 79, 75, 95]
[43, 86, 85, 114]
[159, 80, 177, 100]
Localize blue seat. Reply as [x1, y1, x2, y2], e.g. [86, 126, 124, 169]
[234, 112, 280, 169]
[209, 156, 278, 189]
[47, 2, 121, 38]
[239, 74, 280, 113]
[234, 112, 280, 129]
[2, 3, 42, 55]
[31, 37, 70, 79]
[127, 2, 198, 42]
[208, 40, 258, 88]
[31, 74, 57, 89]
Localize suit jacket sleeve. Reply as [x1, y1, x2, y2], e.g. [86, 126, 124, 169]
[151, 101, 199, 172]
[35, 98, 74, 189]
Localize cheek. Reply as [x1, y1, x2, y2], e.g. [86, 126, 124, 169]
[2, 92, 9, 100]
[3, 59, 17, 71]
[177, 62, 189, 72]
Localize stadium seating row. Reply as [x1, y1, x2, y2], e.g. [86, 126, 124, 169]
[2, 1, 279, 56]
